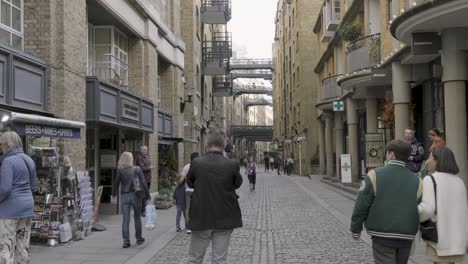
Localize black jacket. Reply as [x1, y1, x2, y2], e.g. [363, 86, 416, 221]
[172, 183, 186, 207]
[406, 139, 424, 173]
[112, 166, 150, 198]
[187, 151, 243, 231]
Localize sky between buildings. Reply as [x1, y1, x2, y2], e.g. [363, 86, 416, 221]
[228, 0, 277, 59]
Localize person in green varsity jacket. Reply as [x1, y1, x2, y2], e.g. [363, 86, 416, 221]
[351, 139, 423, 264]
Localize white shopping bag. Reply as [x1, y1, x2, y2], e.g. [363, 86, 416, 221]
[145, 204, 157, 230]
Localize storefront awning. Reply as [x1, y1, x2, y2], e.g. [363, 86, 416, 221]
[9, 112, 86, 128]
[0, 110, 86, 139]
[183, 138, 199, 144]
[158, 137, 184, 145]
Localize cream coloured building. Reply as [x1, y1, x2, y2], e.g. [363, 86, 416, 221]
[314, 0, 468, 187]
[273, 0, 323, 175]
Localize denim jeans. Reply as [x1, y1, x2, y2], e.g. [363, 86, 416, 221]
[176, 204, 185, 228]
[121, 192, 142, 242]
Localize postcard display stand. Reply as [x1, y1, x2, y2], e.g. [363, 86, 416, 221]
[30, 146, 93, 245]
[77, 171, 94, 237]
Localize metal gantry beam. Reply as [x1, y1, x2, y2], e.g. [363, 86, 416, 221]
[230, 58, 274, 71]
[232, 84, 272, 96]
[231, 69, 273, 80]
[230, 125, 273, 141]
[243, 98, 273, 108]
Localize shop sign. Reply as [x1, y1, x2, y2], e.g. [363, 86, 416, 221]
[14, 123, 81, 138]
[412, 32, 441, 55]
[333, 101, 344, 112]
[100, 153, 117, 168]
[122, 99, 140, 122]
[341, 154, 352, 184]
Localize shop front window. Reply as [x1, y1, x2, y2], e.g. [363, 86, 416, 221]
[0, 0, 22, 50]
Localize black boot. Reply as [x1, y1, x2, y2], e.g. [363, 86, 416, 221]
[136, 238, 145, 245]
[123, 240, 130, 248]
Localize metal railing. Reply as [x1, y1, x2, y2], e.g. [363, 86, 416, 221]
[321, 74, 342, 101]
[202, 32, 232, 64]
[93, 54, 129, 88]
[230, 58, 273, 65]
[346, 33, 380, 73]
[212, 76, 233, 96]
[202, 0, 232, 20]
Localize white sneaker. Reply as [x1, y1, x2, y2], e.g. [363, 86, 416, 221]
[187, 229, 192, 234]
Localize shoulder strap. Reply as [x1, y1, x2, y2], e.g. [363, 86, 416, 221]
[19, 155, 32, 178]
[428, 174, 437, 215]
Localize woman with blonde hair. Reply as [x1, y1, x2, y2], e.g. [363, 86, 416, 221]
[418, 147, 467, 263]
[0, 131, 36, 263]
[112, 151, 150, 248]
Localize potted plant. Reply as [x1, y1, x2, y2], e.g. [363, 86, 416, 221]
[341, 24, 362, 53]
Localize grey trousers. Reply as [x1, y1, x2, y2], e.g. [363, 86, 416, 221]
[185, 191, 193, 226]
[188, 229, 233, 264]
[372, 241, 411, 264]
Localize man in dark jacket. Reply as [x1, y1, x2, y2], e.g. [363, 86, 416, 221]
[187, 128, 242, 264]
[136, 146, 152, 216]
[404, 128, 425, 173]
[351, 139, 422, 264]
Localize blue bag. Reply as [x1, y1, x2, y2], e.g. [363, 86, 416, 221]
[145, 204, 157, 230]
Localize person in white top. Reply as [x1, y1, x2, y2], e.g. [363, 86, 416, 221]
[418, 147, 467, 264]
[182, 152, 199, 234]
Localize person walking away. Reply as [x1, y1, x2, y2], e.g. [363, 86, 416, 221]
[187, 128, 242, 264]
[418, 147, 467, 264]
[275, 155, 282, 175]
[264, 155, 269, 172]
[173, 175, 186, 232]
[351, 139, 422, 264]
[418, 128, 446, 178]
[269, 156, 274, 173]
[243, 157, 248, 170]
[113, 152, 150, 248]
[0, 132, 36, 264]
[428, 128, 446, 152]
[286, 156, 294, 175]
[136, 146, 152, 217]
[181, 152, 199, 234]
[247, 157, 257, 191]
[404, 128, 425, 173]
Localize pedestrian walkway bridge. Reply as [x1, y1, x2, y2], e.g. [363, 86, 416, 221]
[243, 98, 273, 108]
[233, 84, 272, 96]
[230, 58, 274, 71]
[230, 125, 273, 141]
[231, 70, 273, 80]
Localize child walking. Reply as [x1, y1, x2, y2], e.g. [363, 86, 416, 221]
[173, 176, 186, 232]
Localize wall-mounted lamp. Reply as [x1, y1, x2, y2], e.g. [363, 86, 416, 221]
[180, 90, 193, 113]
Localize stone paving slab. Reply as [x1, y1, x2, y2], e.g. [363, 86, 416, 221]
[147, 170, 374, 264]
[30, 204, 178, 264]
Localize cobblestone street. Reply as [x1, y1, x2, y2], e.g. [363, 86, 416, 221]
[148, 171, 374, 264]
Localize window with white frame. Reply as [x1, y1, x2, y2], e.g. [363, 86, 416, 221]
[90, 26, 129, 87]
[0, 0, 22, 50]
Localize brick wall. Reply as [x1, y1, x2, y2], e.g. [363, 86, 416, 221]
[24, 0, 87, 171]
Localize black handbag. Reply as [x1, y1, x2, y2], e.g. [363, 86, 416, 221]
[420, 174, 438, 243]
[132, 167, 147, 199]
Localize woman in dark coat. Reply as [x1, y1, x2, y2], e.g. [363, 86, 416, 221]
[112, 152, 149, 248]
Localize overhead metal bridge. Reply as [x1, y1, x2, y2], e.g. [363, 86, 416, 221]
[230, 125, 273, 141]
[233, 84, 272, 96]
